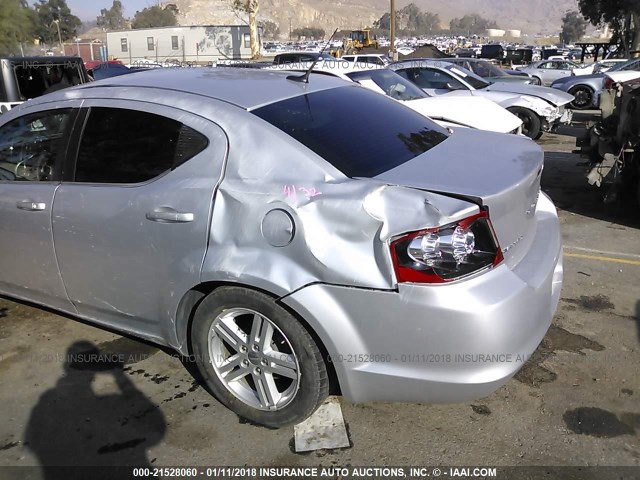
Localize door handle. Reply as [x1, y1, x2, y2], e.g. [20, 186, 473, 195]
[145, 207, 194, 223]
[16, 200, 46, 211]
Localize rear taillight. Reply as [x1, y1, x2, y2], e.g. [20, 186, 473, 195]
[603, 77, 615, 90]
[390, 211, 503, 284]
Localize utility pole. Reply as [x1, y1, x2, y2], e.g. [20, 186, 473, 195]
[390, 0, 397, 61]
[51, 19, 64, 54]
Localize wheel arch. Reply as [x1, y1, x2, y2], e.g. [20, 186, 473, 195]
[173, 280, 342, 395]
[506, 105, 542, 139]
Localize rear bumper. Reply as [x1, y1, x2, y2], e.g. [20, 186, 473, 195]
[281, 193, 562, 404]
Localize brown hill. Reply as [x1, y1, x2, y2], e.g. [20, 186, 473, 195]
[170, 0, 580, 38]
[410, 0, 580, 34]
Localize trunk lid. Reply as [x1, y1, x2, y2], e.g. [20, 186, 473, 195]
[374, 129, 543, 269]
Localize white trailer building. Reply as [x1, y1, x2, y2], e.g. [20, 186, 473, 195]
[106, 25, 256, 65]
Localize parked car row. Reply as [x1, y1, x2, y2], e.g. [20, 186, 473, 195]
[0, 65, 563, 428]
[388, 59, 573, 139]
[550, 57, 640, 110]
[2, 55, 576, 142]
[267, 60, 523, 134]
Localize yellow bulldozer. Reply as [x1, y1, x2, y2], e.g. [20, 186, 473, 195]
[330, 28, 379, 57]
[348, 29, 378, 50]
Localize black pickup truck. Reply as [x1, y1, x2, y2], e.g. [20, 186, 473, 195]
[0, 56, 90, 114]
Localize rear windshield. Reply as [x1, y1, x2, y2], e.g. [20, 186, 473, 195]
[346, 69, 427, 101]
[252, 85, 448, 177]
[443, 64, 490, 89]
[466, 60, 509, 78]
[610, 58, 640, 72]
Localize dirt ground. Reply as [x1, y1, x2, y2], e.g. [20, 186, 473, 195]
[0, 116, 638, 479]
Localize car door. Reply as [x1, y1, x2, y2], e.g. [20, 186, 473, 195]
[52, 100, 227, 341]
[0, 105, 80, 312]
[532, 61, 552, 84]
[554, 61, 575, 82]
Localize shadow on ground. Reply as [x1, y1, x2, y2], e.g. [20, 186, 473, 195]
[25, 341, 166, 479]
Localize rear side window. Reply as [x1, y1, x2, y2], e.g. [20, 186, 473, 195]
[252, 86, 448, 177]
[75, 107, 208, 183]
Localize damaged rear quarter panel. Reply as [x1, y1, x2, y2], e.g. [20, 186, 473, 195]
[200, 104, 479, 295]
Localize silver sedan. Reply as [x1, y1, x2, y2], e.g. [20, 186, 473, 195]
[0, 68, 563, 427]
[517, 60, 580, 86]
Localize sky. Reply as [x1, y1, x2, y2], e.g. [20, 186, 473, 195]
[65, 0, 160, 21]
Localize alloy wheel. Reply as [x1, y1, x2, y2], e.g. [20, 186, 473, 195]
[208, 307, 300, 411]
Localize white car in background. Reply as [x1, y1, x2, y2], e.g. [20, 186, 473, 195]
[396, 46, 415, 56]
[341, 54, 391, 66]
[270, 61, 523, 134]
[390, 59, 574, 139]
[572, 59, 629, 76]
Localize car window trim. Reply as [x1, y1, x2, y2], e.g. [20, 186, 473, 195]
[62, 107, 88, 183]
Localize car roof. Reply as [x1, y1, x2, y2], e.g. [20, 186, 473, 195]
[390, 58, 438, 65]
[445, 58, 484, 62]
[343, 54, 388, 58]
[0, 56, 83, 62]
[389, 59, 446, 69]
[272, 60, 382, 74]
[69, 67, 351, 109]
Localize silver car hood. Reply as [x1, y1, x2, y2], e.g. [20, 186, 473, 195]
[482, 83, 574, 106]
[374, 129, 544, 268]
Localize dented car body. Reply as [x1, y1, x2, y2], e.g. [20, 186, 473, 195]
[0, 68, 563, 427]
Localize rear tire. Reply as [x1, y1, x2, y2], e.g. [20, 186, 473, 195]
[191, 286, 329, 428]
[508, 106, 542, 140]
[568, 85, 595, 110]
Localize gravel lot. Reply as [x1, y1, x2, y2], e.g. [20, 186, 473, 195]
[0, 118, 638, 479]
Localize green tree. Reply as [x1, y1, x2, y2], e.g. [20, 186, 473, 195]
[374, 5, 440, 36]
[260, 20, 280, 40]
[131, 5, 177, 29]
[577, 0, 640, 56]
[0, 0, 35, 55]
[449, 14, 498, 36]
[373, 12, 392, 31]
[560, 10, 587, 45]
[33, 0, 81, 45]
[415, 12, 440, 35]
[96, 0, 126, 31]
[291, 27, 325, 40]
